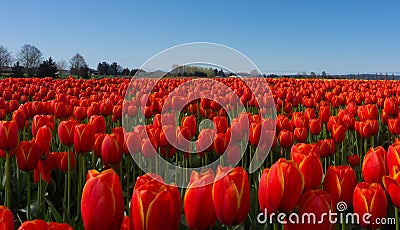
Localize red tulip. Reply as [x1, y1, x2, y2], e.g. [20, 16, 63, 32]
[258, 158, 304, 213]
[182, 115, 197, 138]
[355, 121, 372, 139]
[93, 133, 106, 158]
[214, 133, 227, 155]
[0, 120, 19, 151]
[74, 124, 95, 154]
[384, 97, 398, 116]
[0, 205, 14, 230]
[34, 152, 59, 183]
[383, 166, 400, 208]
[323, 165, 356, 205]
[226, 144, 241, 165]
[101, 134, 123, 168]
[59, 152, 76, 172]
[32, 115, 54, 137]
[131, 174, 181, 230]
[88, 115, 106, 134]
[141, 138, 157, 159]
[319, 106, 330, 123]
[184, 170, 216, 230]
[308, 118, 322, 135]
[294, 127, 307, 143]
[362, 146, 388, 184]
[82, 169, 124, 230]
[249, 122, 261, 146]
[73, 106, 87, 121]
[276, 115, 292, 132]
[366, 104, 379, 120]
[347, 154, 360, 167]
[278, 130, 294, 148]
[292, 189, 336, 230]
[18, 219, 48, 230]
[16, 141, 40, 172]
[196, 128, 214, 155]
[293, 151, 323, 190]
[126, 131, 141, 154]
[353, 182, 388, 229]
[54, 102, 68, 119]
[58, 119, 76, 146]
[388, 118, 400, 135]
[331, 124, 346, 143]
[388, 141, 400, 174]
[213, 116, 228, 134]
[35, 125, 52, 156]
[12, 109, 26, 129]
[317, 138, 335, 158]
[213, 166, 250, 226]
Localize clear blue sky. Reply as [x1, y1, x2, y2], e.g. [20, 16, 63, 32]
[2, 0, 399, 74]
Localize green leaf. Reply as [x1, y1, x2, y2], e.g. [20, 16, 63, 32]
[46, 198, 63, 223]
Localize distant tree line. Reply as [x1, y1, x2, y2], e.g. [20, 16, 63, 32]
[0, 44, 138, 79]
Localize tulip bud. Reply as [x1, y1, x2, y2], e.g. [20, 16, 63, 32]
[308, 118, 322, 135]
[101, 134, 123, 168]
[259, 158, 304, 214]
[0, 121, 19, 151]
[213, 166, 250, 226]
[131, 174, 181, 230]
[323, 165, 356, 205]
[278, 130, 294, 148]
[319, 106, 330, 123]
[74, 124, 95, 154]
[362, 146, 388, 184]
[88, 115, 106, 134]
[353, 182, 388, 229]
[82, 169, 124, 230]
[59, 152, 76, 173]
[16, 141, 40, 172]
[331, 124, 346, 143]
[294, 127, 307, 143]
[58, 120, 76, 146]
[182, 115, 197, 138]
[184, 170, 216, 230]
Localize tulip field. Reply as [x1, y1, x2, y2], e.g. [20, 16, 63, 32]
[2, 76, 400, 230]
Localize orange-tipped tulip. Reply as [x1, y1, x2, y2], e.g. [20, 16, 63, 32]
[81, 169, 124, 230]
[353, 182, 388, 229]
[184, 170, 216, 230]
[362, 146, 388, 184]
[383, 166, 400, 208]
[0, 120, 19, 151]
[58, 119, 76, 146]
[130, 174, 181, 230]
[258, 158, 304, 213]
[74, 124, 95, 154]
[101, 133, 123, 168]
[16, 141, 40, 172]
[323, 165, 356, 205]
[212, 166, 250, 226]
[0, 205, 14, 230]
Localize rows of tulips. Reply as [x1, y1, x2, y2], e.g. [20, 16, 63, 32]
[1, 76, 400, 229]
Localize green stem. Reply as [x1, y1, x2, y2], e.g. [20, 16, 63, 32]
[273, 222, 280, 230]
[395, 207, 399, 230]
[63, 173, 67, 221]
[5, 151, 10, 208]
[126, 157, 130, 213]
[26, 172, 31, 219]
[67, 149, 71, 222]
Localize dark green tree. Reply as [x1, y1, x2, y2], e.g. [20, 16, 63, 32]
[38, 57, 58, 78]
